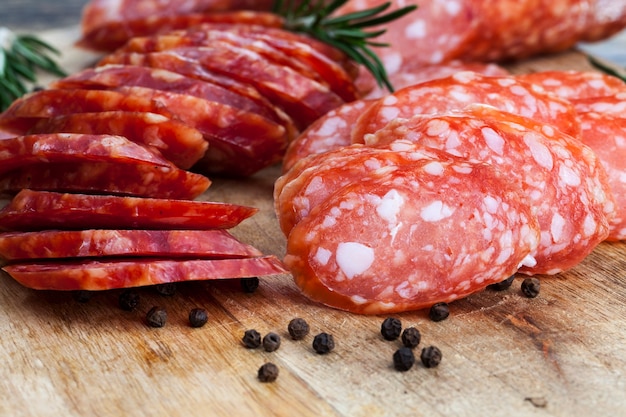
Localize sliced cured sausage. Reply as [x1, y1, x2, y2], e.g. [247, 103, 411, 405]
[29, 112, 207, 170]
[352, 72, 582, 143]
[0, 189, 257, 232]
[0, 89, 176, 135]
[52, 65, 278, 121]
[79, 9, 281, 51]
[284, 154, 540, 314]
[282, 99, 376, 173]
[112, 86, 287, 176]
[366, 105, 615, 275]
[0, 133, 210, 199]
[0, 161, 210, 199]
[578, 111, 626, 241]
[2, 256, 287, 291]
[98, 50, 297, 137]
[0, 229, 262, 261]
[516, 70, 626, 100]
[570, 91, 626, 115]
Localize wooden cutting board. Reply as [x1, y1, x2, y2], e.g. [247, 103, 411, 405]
[1, 26, 625, 417]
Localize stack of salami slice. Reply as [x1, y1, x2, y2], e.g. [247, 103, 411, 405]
[275, 70, 626, 314]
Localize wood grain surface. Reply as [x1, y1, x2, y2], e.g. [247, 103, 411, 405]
[0, 24, 625, 417]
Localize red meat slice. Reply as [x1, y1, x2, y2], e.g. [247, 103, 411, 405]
[366, 105, 615, 275]
[0, 189, 256, 232]
[282, 99, 376, 173]
[0, 229, 262, 261]
[0, 133, 210, 199]
[79, 9, 281, 51]
[284, 152, 539, 314]
[516, 70, 626, 100]
[352, 72, 582, 143]
[29, 112, 207, 170]
[2, 256, 287, 291]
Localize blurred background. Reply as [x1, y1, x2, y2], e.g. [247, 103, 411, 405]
[2, 0, 626, 66]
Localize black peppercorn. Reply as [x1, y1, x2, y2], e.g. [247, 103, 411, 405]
[420, 345, 442, 368]
[429, 302, 450, 322]
[257, 362, 279, 383]
[242, 329, 262, 349]
[146, 306, 167, 328]
[487, 275, 515, 291]
[262, 332, 281, 352]
[241, 277, 260, 293]
[73, 290, 93, 303]
[401, 327, 421, 349]
[312, 332, 335, 354]
[155, 282, 177, 296]
[287, 318, 310, 340]
[118, 289, 140, 311]
[380, 317, 402, 340]
[188, 308, 208, 328]
[521, 277, 540, 298]
[393, 347, 416, 371]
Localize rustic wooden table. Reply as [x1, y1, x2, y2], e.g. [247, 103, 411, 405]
[2, 3, 626, 417]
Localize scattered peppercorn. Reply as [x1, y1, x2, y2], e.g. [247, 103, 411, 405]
[521, 277, 541, 298]
[401, 327, 421, 349]
[240, 277, 260, 293]
[420, 346, 442, 368]
[312, 332, 335, 354]
[393, 347, 416, 371]
[429, 302, 450, 322]
[155, 282, 177, 296]
[262, 332, 281, 352]
[242, 329, 262, 349]
[118, 289, 140, 311]
[188, 308, 208, 328]
[287, 318, 310, 340]
[146, 306, 167, 328]
[257, 362, 279, 383]
[380, 317, 402, 340]
[73, 290, 93, 303]
[487, 275, 515, 291]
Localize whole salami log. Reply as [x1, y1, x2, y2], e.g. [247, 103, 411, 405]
[29, 111, 207, 170]
[284, 153, 540, 314]
[2, 256, 287, 291]
[352, 72, 582, 143]
[366, 105, 615, 275]
[0, 229, 262, 261]
[0, 190, 257, 232]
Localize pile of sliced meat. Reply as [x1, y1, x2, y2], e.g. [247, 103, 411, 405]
[275, 70, 625, 314]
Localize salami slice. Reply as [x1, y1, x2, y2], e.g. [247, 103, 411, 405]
[98, 51, 297, 137]
[516, 70, 626, 100]
[2, 256, 287, 291]
[0, 189, 257, 232]
[0, 161, 210, 199]
[29, 111, 207, 170]
[570, 92, 626, 115]
[367, 105, 615, 275]
[282, 99, 376, 173]
[352, 72, 582, 143]
[578, 111, 626, 241]
[79, 9, 281, 51]
[52, 65, 278, 121]
[0, 229, 262, 261]
[284, 155, 540, 314]
[112, 86, 287, 176]
[0, 89, 176, 135]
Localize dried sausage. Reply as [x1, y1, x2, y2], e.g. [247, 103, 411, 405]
[0, 189, 257, 232]
[2, 256, 287, 291]
[284, 154, 539, 314]
[0, 229, 262, 261]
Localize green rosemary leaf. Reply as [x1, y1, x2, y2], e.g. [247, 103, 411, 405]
[351, 5, 417, 28]
[0, 48, 5, 78]
[321, 0, 351, 15]
[587, 55, 626, 83]
[17, 34, 62, 55]
[328, 28, 387, 40]
[10, 59, 38, 82]
[324, 3, 391, 26]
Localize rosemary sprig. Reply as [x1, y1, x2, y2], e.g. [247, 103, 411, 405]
[273, 0, 418, 92]
[0, 28, 67, 111]
[587, 55, 626, 83]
